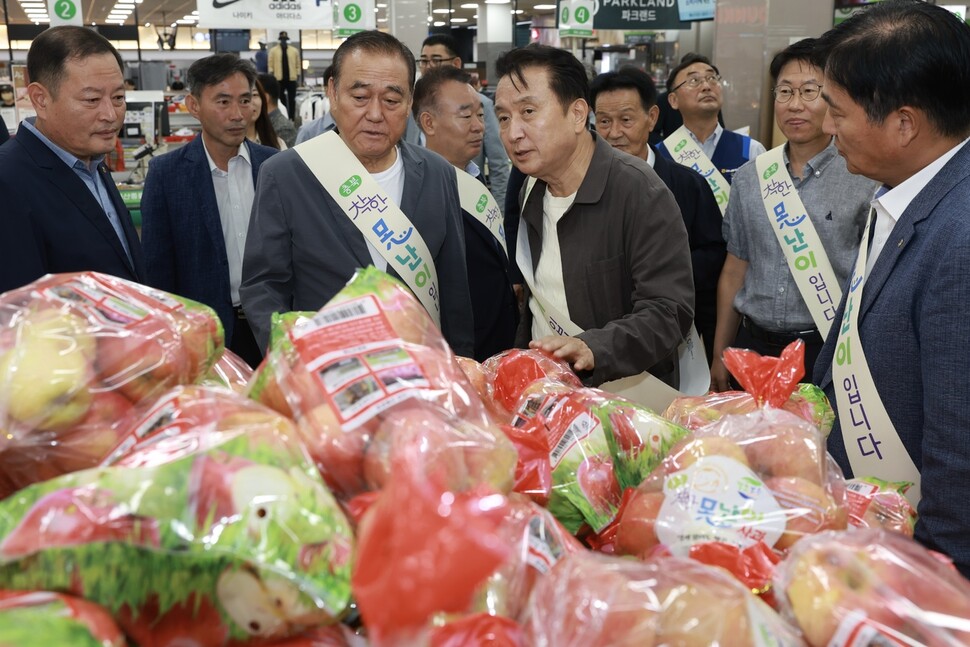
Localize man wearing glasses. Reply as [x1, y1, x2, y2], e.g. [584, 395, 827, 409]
[419, 35, 510, 213]
[657, 54, 765, 187]
[710, 39, 876, 390]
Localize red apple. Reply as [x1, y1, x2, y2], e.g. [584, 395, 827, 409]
[615, 490, 666, 558]
[667, 436, 749, 473]
[50, 389, 134, 474]
[576, 455, 622, 518]
[766, 476, 845, 551]
[744, 423, 825, 485]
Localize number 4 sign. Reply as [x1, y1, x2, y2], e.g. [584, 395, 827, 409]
[334, 0, 375, 37]
[47, 0, 83, 25]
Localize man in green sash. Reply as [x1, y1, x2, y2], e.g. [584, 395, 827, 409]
[711, 39, 876, 391]
[413, 67, 518, 361]
[814, 0, 970, 577]
[494, 44, 694, 388]
[240, 31, 474, 356]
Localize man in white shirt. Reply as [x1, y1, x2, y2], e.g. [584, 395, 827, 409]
[813, 0, 970, 578]
[655, 54, 766, 185]
[413, 66, 518, 361]
[141, 54, 279, 367]
[494, 44, 693, 387]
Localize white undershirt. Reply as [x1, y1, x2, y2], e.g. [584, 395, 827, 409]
[366, 148, 406, 271]
[866, 138, 969, 276]
[202, 136, 253, 306]
[531, 187, 576, 339]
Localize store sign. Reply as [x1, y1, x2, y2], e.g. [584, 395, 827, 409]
[47, 0, 83, 26]
[197, 0, 333, 30]
[333, 0, 375, 38]
[593, 0, 692, 30]
[678, 0, 715, 21]
[559, 0, 594, 38]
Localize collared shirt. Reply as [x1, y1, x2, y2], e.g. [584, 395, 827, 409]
[22, 118, 132, 264]
[724, 139, 878, 331]
[202, 135, 254, 306]
[646, 146, 656, 168]
[689, 122, 767, 161]
[866, 138, 970, 276]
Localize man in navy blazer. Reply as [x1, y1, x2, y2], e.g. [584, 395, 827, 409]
[142, 54, 277, 367]
[814, 0, 970, 577]
[0, 26, 143, 294]
[590, 67, 725, 364]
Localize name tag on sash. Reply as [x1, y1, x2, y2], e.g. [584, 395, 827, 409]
[755, 146, 843, 338]
[663, 125, 730, 216]
[517, 178, 709, 412]
[832, 210, 920, 506]
[455, 168, 507, 257]
[295, 131, 441, 327]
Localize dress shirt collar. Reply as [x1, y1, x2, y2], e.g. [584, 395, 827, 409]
[688, 121, 722, 147]
[201, 134, 251, 173]
[783, 137, 839, 180]
[873, 137, 969, 226]
[22, 117, 104, 173]
[462, 160, 480, 177]
[646, 146, 656, 168]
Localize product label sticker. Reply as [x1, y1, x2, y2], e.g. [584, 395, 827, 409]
[845, 479, 880, 522]
[292, 295, 433, 429]
[548, 408, 598, 469]
[656, 455, 785, 554]
[525, 515, 561, 574]
[828, 610, 912, 647]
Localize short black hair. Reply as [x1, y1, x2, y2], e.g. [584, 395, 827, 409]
[590, 66, 658, 114]
[769, 38, 821, 84]
[186, 53, 256, 97]
[412, 66, 472, 120]
[257, 73, 280, 103]
[495, 44, 588, 112]
[27, 26, 123, 97]
[665, 53, 719, 94]
[817, 0, 970, 138]
[332, 30, 416, 95]
[421, 33, 459, 59]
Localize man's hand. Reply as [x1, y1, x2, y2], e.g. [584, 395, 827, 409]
[530, 335, 594, 372]
[710, 355, 732, 392]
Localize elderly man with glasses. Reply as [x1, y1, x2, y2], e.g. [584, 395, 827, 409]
[709, 39, 877, 391]
[657, 54, 766, 191]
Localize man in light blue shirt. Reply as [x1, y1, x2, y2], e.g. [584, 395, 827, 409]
[0, 26, 143, 293]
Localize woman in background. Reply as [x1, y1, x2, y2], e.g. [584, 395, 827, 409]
[247, 78, 284, 150]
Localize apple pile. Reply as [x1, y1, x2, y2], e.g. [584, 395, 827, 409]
[0, 386, 356, 646]
[263, 268, 515, 501]
[775, 528, 970, 646]
[508, 378, 689, 535]
[614, 407, 847, 561]
[525, 550, 803, 646]
[0, 272, 224, 496]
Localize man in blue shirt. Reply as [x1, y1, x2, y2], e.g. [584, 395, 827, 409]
[0, 26, 143, 293]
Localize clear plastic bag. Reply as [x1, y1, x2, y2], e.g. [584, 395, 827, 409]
[481, 349, 582, 417]
[774, 528, 970, 646]
[844, 476, 917, 537]
[202, 348, 254, 394]
[0, 385, 355, 646]
[0, 590, 125, 646]
[525, 550, 803, 646]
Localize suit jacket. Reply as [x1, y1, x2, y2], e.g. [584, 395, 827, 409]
[240, 136, 474, 357]
[462, 172, 518, 361]
[140, 136, 278, 342]
[0, 125, 144, 294]
[814, 140, 970, 578]
[517, 134, 694, 387]
[652, 151, 726, 351]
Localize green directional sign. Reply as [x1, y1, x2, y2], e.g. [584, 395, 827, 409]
[574, 5, 589, 24]
[49, 0, 82, 25]
[559, 0, 593, 38]
[335, 0, 374, 37]
[343, 3, 361, 22]
[54, 0, 76, 19]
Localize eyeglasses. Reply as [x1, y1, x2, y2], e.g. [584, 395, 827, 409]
[418, 55, 458, 68]
[670, 73, 722, 93]
[773, 83, 822, 103]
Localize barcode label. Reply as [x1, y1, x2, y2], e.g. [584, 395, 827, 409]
[847, 480, 880, 496]
[319, 303, 368, 324]
[549, 412, 596, 468]
[296, 295, 380, 339]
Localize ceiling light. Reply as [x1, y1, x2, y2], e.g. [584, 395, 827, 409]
[484, 0, 510, 4]
[377, 16, 387, 21]
[20, 2, 46, 7]
[432, 8, 453, 13]
[513, 9, 523, 13]
[114, 2, 135, 7]
[144, 21, 150, 26]
[433, 20, 445, 25]
[176, 18, 194, 24]
[450, 17, 467, 22]
[533, 3, 556, 8]
[376, 2, 386, 6]
[473, 13, 478, 17]
[191, 9, 198, 14]
[460, 2, 477, 6]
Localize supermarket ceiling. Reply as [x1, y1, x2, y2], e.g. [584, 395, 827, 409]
[2, 0, 557, 34]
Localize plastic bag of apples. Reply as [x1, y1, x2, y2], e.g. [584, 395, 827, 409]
[612, 344, 849, 593]
[265, 268, 518, 502]
[775, 528, 970, 647]
[0, 386, 356, 646]
[0, 590, 126, 646]
[525, 550, 804, 646]
[0, 271, 224, 498]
